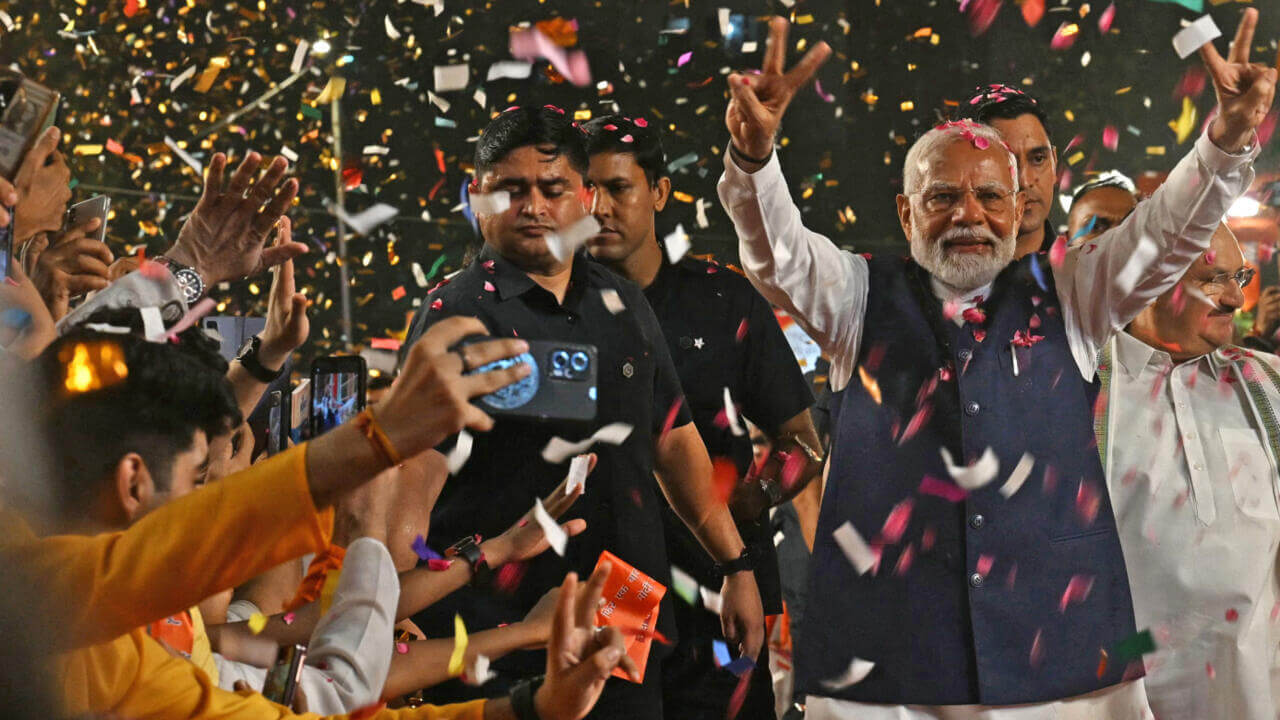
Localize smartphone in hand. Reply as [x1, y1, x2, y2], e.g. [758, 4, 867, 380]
[309, 355, 367, 438]
[0, 71, 60, 181]
[261, 644, 306, 707]
[65, 195, 111, 244]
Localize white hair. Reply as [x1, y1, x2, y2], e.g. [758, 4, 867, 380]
[902, 121, 1018, 196]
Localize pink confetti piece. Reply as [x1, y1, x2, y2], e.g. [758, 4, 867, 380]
[1098, 2, 1115, 33]
[815, 79, 835, 103]
[634, 117, 648, 127]
[1049, 22, 1079, 51]
[620, 134, 634, 143]
[1029, 628, 1045, 666]
[1075, 480, 1101, 526]
[1102, 125, 1119, 151]
[976, 554, 995, 577]
[921, 526, 937, 551]
[1059, 574, 1095, 612]
[1006, 562, 1018, 589]
[880, 500, 914, 544]
[1049, 235, 1067, 268]
[919, 475, 968, 502]
[428, 558, 454, 571]
[677, 50, 693, 67]
[1206, 661, 1216, 679]
[963, 0, 1002, 37]
[396, 642, 409, 654]
[509, 28, 592, 87]
[1225, 608, 1239, 622]
[484, 281, 496, 292]
[735, 318, 749, 342]
[893, 543, 915, 576]
[282, 612, 296, 625]
[430, 298, 443, 311]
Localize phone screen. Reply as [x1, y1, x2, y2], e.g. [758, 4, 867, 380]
[261, 644, 305, 707]
[311, 369, 362, 436]
[0, 223, 11, 280]
[267, 391, 284, 456]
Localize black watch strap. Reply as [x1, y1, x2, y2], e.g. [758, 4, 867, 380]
[713, 546, 758, 579]
[236, 335, 282, 383]
[447, 535, 492, 588]
[509, 675, 544, 720]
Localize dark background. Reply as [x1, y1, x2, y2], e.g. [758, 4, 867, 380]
[1, 0, 1274, 359]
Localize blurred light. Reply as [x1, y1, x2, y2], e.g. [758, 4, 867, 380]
[1229, 197, 1261, 218]
[312, 39, 332, 56]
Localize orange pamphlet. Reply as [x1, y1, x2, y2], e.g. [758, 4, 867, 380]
[593, 550, 666, 683]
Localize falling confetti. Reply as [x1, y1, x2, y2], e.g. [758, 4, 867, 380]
[447, 614, 469, 677]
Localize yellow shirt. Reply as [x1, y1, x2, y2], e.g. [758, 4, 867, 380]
[2, 444, 488, 719]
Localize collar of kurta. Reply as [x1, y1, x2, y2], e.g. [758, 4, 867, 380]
[477, 243, 591, 308]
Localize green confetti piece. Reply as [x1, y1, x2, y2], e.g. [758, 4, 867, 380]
[1113, 629, 1157, 660]
[300, 103, 323, 120]
[426, 253, 448, 281]
[1150, 0, 1203, 12]
[68, 177, 80, 190]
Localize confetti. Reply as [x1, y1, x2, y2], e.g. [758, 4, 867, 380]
[486, 61, 533, 81]
[722, 387, 746, 437]
[663, 223, 690, 264]
[433, 64, 470, 92]
[139, 306, 166, 342]
[1098, 2, 1116, 33]
[1059, 574, 1095, 612]
[1113, 629, 1157, 660]
[541, 422, 633, 463]
[464, 653, 496, 686]
[821, 657, 876, 690]
[532, 497, 568, 556]
[164, 136, 203, 175]
[509, 27, 591, 87]
[1000, 453, 1035, 498]
[396, 642, 409, 654]
[1049, 23, 1079, 51]
[940, 446, 1000, 491]
[566, 454, 590, 495]
[1172, 15, 1220, 60]
[600, 288, 626, 314]
[282, 612, 296, 625]
[919, 475, 968, 502]
[670, 565, 699, 605]
[333, 203, 398, 236]
[832, 521, 878, 575]
[545, 216, 601, 263]
[447, 614, 468, 676]
[248, 612, 268, 635]
[446, 430, 473, 475]
[468, 190, 510, 216]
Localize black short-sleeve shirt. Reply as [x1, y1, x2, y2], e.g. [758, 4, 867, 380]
[642, 255, 815, 614]
[402, 245, 692, 693]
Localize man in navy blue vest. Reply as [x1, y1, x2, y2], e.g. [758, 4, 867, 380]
[715, 13, 1274, 719]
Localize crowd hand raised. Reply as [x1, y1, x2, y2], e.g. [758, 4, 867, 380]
[13, 126, 72, 243]
[534, 563, 641, 720]
[0, 239, 56, 359]
[484, 454, 595, 567]
[164, 152, 305, 287]
[724, 17, 831, 169]
[519, 564, 612, 650]
[373, 316, 532, 461]
[27, 216, 112, 321]
[257, 217, 309, 370]
[1201, 8, 1278, 153]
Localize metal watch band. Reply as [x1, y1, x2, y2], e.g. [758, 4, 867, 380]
[155, 255, 205, 305]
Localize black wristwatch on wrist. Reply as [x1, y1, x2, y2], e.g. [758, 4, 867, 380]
[153, 255, 206, 305]
[235, 335, 283, 383]
[509, 674, 544, 720]
[712, 546, 759, 580]
[447, 534, 493, 587]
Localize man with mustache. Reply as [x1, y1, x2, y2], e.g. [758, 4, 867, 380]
[403, 106, 763, 718]
[1096, 222, 1280, 720]
[582, 114, 824, 720]
[957, 85, 1059, 258]
[1066, 171, 1139, 247]
[716, 12, 1273, 719]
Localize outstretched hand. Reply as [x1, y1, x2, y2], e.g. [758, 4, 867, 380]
[258, 217, 310, 370]
[166, 152, 305, 286]
[724, 17, 831, 168]
[1200, 8, 1278, 152]
[485, 454, 596, 567]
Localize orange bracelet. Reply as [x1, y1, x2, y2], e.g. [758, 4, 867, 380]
[355, 407, 403, 467]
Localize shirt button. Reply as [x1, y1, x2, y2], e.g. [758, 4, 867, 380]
[969, 514, 985, 529]
[1186, 432, 1196, 440]
[958, 349, 973, 362]
[1193, 463, 1204, 471]
[964, 401, 981, 416]
[969, 572, 985, 588]
[566, 315, 576, 324]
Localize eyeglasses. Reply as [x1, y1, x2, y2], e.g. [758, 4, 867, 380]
[917, 186, 1016, 214]
[1199, 267, 1256, 293]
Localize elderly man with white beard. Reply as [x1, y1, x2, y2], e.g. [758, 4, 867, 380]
[715, 13, 1274, 720]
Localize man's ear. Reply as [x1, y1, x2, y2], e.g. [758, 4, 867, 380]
[112, 452, 153, 523]
[653, 176, 672, 213]
[896, 194, 913, 241]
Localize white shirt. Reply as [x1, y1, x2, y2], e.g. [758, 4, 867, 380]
[715, 129, 1256, 718]
[1104, 331, 1280, 720]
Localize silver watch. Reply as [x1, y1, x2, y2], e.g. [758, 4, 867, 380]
[154, 255, 205, 304]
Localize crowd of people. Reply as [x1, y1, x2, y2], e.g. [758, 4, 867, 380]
[1, 8, 1279, 720]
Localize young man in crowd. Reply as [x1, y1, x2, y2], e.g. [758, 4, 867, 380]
[403, 106, 764, 718]
[716, 12, 1271, 718]
[582, 114, 823, 720]
[957, 84, 1060, 258]
[1095, 222, 1280, 720]
[1067, 171, 1140, 247]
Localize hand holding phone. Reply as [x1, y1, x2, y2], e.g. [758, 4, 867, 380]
[309, 355, 367, 438]
[65, 195, 110, 245]
[454, 335, 598, 422]
[260, 644, 306, 708]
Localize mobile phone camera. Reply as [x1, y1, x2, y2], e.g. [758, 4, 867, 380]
[547, 346, 590, 381]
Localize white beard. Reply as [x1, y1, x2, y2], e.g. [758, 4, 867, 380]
[910, 225, 1016, 293]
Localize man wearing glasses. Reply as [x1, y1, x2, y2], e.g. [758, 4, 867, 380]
[1097, 221, 1280, 720]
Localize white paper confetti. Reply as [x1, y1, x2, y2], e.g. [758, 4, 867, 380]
[412, 0, 444, 15]
[1000, 452, 1035, 498]
[433, 63, 470, 92]
[699, 585, 724, 615]
[427, 90, 451, 113]
[334, 202, 398, 235]
[169, 65, 196, 91]
[566, 454, 590, 495]
[486, 61, 533, 81]
[664, 223, 691, 264]
[280, 146, 299, 162]
[473, 87, 487, 108]
[164, 136, 203, 175]
[695, 198, 712, 229]
[139, 306, 165, 342]
[821, 657, 876, 690]
[290, 39, 310, 73]
[940, 447, 1000, 491]
[446, 430, 473, 475]
[468, 190, 510, 216]
[533, 498, 568, 556]
[1172, 15, 1221, 60]
[463, 654, 496, 686]
[545, 216, 601, 263]
[832, 521, 877, 575]
[670, 565, 699, 604]
[541, 422, 633, 464]
[723, 387, 746, 437]
[600, 288, 626, 314]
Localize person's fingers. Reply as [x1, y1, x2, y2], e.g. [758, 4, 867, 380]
[1200, 36, 1231, 81]
[461, 403, 497, 434]
[456, 336, 531, 370]
[744, 621, 765, 660]
[14, 126, 61, 189]
[269, 218, 296, 301]
[11, 236, 46, 284]
[547, 572, 579, 674]
[292, 683, 309, 713]
[256, 241, 308, 274]
[250, 178, 300, 239]
[727, 74, 771, 127]
[563, 626, 626, 686]
[233, 680, 251, 693]
[248, 156, 290, 205]
[65, 274, 111, 295]
[783, 41, 833, 89]
[0, 175, 17, 207]
[67, 238, 114, 268]
[561, 518, 587, 538]
[69, 252, 111, 279]
[762, 17, 789, 75]
[419, 316, 492, 358]
[461, 361, 533, 398]
[225, 152, 264, 199]
[196, 153, 228, 215]
[585, 452, 598, 475]
[575, 561, 611, 627]
[1228, 7, 1258, 65]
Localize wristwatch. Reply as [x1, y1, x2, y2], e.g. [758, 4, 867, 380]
[235, 335, 283, 383]
[446, 534, 492, 587]
[509, 675, 544, 720]
[154, 255, 206, 304]
[712, 546, 759, 580]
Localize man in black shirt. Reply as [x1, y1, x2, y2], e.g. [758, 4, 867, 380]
[583, 114, 823, 720]
[403, 106, 763, 719]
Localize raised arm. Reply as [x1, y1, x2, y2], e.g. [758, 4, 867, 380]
[715, 19, 868, 390]
[1059, 8, 1275, 375]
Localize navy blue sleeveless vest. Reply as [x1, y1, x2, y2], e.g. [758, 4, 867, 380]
[794, 255, 1138, 705]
